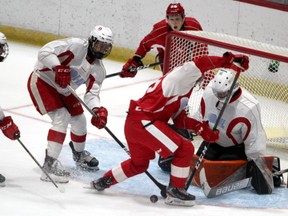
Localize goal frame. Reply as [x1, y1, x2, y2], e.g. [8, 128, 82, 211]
[163, 31, 288, 74]
[163, 30, 288, 149]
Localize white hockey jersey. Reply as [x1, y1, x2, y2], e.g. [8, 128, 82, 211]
[192, 83, 267, 160]
[33, 37, 106, 109]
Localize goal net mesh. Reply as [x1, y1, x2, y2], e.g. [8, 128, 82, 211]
[163, 31, 288, 150]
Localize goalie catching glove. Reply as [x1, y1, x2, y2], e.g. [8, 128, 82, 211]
[120, 56, 143, 78]
[54, 65, 71, 88]
[91, 107, 108, 129]
[0, 116, 20, 140]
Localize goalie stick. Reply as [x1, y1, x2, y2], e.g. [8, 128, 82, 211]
[273, 168, 288, 176]
[15, 135, 65, 193]
[185, 65, 242, 190]
[66, 85, 167, 198]
[105, 62, 162, 78]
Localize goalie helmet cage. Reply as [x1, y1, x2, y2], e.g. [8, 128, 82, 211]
[163, 31, 288, 149]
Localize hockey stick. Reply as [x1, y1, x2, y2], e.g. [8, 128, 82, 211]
[66, 85, 167, 197]
[273, 168, 288, 176]
[105, 62, 162, 78]
[199, 168, 252, 198]
[185, 68, 242, 190]
[15, 135, 65, 193]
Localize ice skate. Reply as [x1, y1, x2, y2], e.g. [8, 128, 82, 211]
[40, 150, 70, 183]
[90, 176, 113, 191]
[0, 173, 5, 187]
[165, 184, 196, 207]
[69, 141, 99, 171]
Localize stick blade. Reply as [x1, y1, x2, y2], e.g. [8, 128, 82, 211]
[57, 185, 65, 193]
[199, 168, 212, 198]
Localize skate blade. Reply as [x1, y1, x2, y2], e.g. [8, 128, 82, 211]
[165, 196, 195, 207]
[40, 173, 69, 184]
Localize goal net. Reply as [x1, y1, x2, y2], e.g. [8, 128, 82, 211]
[163, 31, 288, 150]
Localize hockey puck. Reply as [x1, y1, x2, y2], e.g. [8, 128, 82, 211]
[150, 195, 158, 203]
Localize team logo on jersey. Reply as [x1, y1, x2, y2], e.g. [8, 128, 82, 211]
[208, 113, 226, 129]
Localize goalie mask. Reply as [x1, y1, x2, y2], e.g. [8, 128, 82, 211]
[88, 26, 113, 60]
[0, 32, 9, 62]
[211, 68, 239, 102]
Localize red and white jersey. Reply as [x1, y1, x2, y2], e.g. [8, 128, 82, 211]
[193, 83, 267, 160]
[33, 37, 106, 109]
[135, 17, 203, 58]
[135, 61, 202, 122]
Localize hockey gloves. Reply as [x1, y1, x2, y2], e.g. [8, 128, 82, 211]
[188, 119, 219, 143]
[54, 65, 71, 88]
[222, 52, 249, 72]
[120, 56, 143, 78]
[91, 107, 108, 129]
[0, 116, 20, 140]
[233, 54, 249, 71]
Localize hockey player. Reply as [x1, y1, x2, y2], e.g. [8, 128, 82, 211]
[27, 26, 113, 183]
[120, 2, 206, 78]
[193, 68, 266, 161]
[191, 68, 274, 194]
[90, 52, 249, 206]
[0, 32, 21, 186]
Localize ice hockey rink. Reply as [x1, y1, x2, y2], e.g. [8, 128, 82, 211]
[0, 41, 287, 216]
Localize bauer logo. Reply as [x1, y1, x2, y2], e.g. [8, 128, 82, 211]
[215, 181, 247, 196]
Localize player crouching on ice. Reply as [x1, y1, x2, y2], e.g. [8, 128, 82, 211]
[160, 67, 284, 196]
[190, 68, 282, 195]
[90, 52, 249, 206]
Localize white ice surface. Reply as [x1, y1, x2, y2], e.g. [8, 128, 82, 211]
[0, 42, 287, 216]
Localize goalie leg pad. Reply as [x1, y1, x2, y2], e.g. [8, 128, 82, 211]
[246, 157, 274, 194]
[158, 155, 173, 172]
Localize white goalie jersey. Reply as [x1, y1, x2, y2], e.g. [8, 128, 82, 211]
[33, 37, 106, 109]
[192, 83, 267, 160]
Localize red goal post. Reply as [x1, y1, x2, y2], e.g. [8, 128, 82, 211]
[163, 30, 288, 149]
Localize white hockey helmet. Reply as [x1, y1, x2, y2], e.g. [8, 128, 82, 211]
[0, 32, 9, 62]
[88, 26, 113, 59]
[211, 68, 239, 101]
[89, 25, 113, 44]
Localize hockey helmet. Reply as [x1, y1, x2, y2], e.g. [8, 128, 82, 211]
[211, 68, 239, 101]
[88, 26, 113, 59]
[166, 3, 185, 18]
[0, 32, 9, 62]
